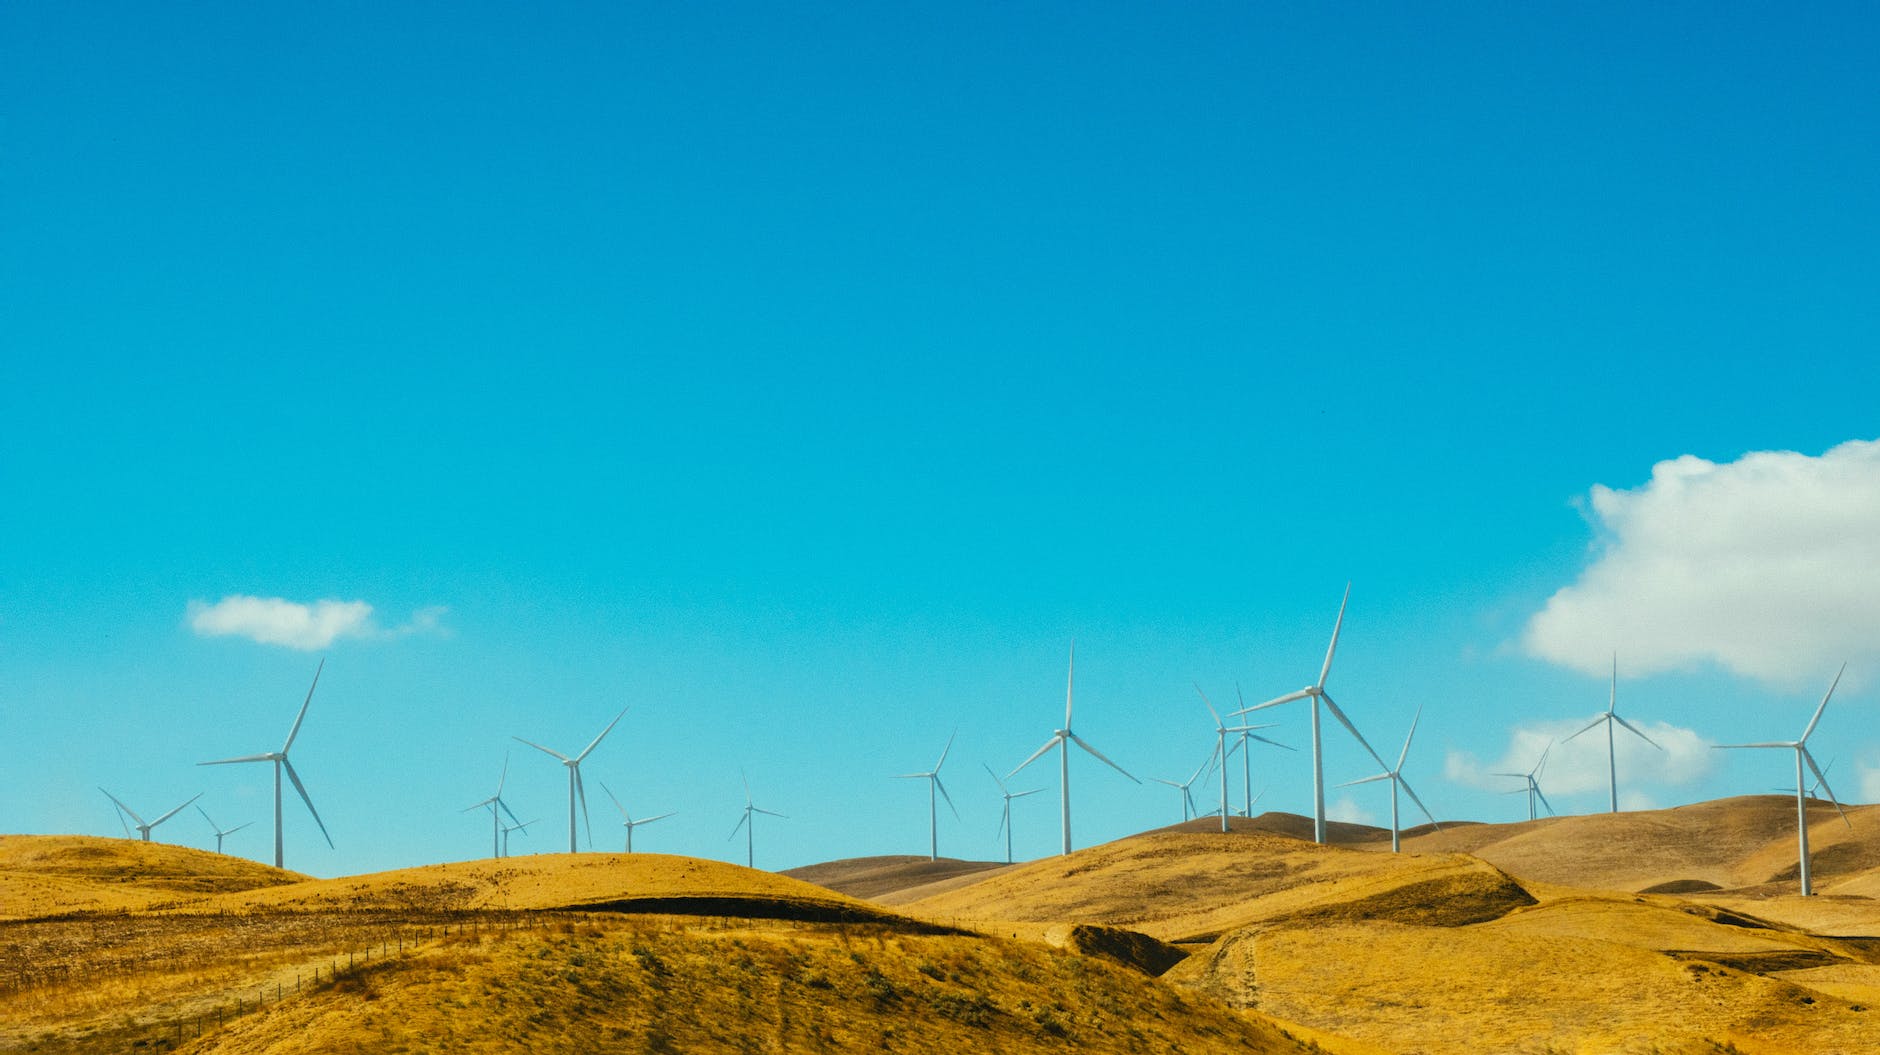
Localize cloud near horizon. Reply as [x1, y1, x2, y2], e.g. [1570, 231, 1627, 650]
[187, 595, 448, 650]
[1445, 716, 1713, 806]
[1523, 439, 1880, 690]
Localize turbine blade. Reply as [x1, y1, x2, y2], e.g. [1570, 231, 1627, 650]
[199, 753, 274, 766]
[1396, 704, 1423, 772]
[995, 803, 1009, 840]
[498, 797, 524, 827]
[195, 804, 218, 829]
[1563, 715, 1607, 743]
[1067, 731, 1138, 783]
[1194, 683, 1224, 728]
[100, 788, 147, 827]
[1008, 734, 1063, 778]
[1534, 787, 1556, 817]
[1713, 742, 1792, 750]
[728, 812, 748, 839]
[148, 793, 204, 829]
[1613, 713, 1662, 750]
[1534, 742, 1553, 778]
[227, 821, 254, 835]
[513, 736, 571, 762]
[496, 752, 510, 796]
[1321, 693, 1389, 772]
[577, 768, 593, 844]
[599, 780, 628, 819]
[1800, 663, 1846, 743]
[637, 812, 676, 826]
[982, 762, 1009, 793]
[1248, 735, 1294, 751]
[935, 731, 956, 772]
[281, 758, 334, 849]
[935, 775, 958, 819]
[1609, 653, 1618, 715]
[754, 808, 787, 819]
[462, 794, 498, 813]
[575, 706, 629, 763]
[1237, 688, 1312, 714]
[1064, 640, 1076, 729]
[281, 658, 324, 753]
[1317, 582, 1351, 689]
[1150, 778, 1182, 788]
[1011, 788, 1045, 798]
[1337, 773, 1391, 788]
[1801, 748, 1852, 829]
[1397, 774, 1441, 829]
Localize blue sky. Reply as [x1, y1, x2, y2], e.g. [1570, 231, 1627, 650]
[5, 3, 1879, 877]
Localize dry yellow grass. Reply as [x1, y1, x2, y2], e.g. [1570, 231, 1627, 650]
[0, 835, 304, 918]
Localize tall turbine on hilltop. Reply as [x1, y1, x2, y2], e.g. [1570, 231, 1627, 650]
[195, 804, 252, 854]
[1715, 664, 1852, 896]
[1236, 585, 1389, 843]
[199, 659, 333, 869]
[515, 707, 627, 853]
[1009, 642, 1139, 856]
[984, 764, 1043, 865]
[728, 772, 786, 869]
[897, 733, 958, 861]
[1496, 743, 1555, 822]
[463, 753, 524, 858]
[1564, 655, 1662, 813]
[1338, 705, 1440, 852]
[1198, 684, 1288, 833]
[600, 781, 674, 853]
[101, 789, 201, 842]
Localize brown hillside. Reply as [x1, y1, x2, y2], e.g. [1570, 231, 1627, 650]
[783, 855, 1009, 900]
[0, 835, 306, 918]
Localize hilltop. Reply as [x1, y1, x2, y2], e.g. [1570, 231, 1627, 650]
[0, 834, 306, 918]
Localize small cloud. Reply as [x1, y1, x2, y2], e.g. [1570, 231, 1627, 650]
[187, 595, 447, 650]
[1446, 718, 1713, 800]
[1859, 760, 1880, 806]
[1523, 439, 1880, 690]
[1326, 795, 1377, 826]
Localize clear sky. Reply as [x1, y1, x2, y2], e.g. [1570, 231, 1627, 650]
[5, 3, 1879, 877]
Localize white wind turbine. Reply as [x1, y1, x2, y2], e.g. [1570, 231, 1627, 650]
[514, 706, 628, 853]
[1151, 749, 1218, 823]
[1197, 684, 1288, 833]
[1496, 742, 1556, 822]
[728, 772, 785, 869]
[462, 754, 524, 858]
[1338, 705, 1440, 852]
[195, 804, 252, 854]
[1235, 585, 1389, 843]
[198, 659, 333, 869]
[600, 781, 675, 853]
[501, 818, 536, 857]
[1009, 642, 1139, 856]
[1715, 664, 1852, 897]
[897, 733, 958, 861]
[1564, 655, 1662, 813]
[1231, 684, 1292, 819]
[101, 789, 201, 842]
[984, 764, 1043, 865]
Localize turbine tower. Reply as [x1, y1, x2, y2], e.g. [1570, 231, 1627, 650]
[728, 772, 785, 869]
[194, 804, 252, 854]
[1009, 642, 1139, 855]
[1496, 743, 1555, 822]
[101, 789, 201, 842]
[1564, 655, 1663, 813]
[1199, 684, 1287, 833]
[1715, 664, 1852, 896]
[462, 753, 524, 858]
[600, 781, 674, 853]
[897, 733, 958, 861]
[984, 764, 1042, 865]
[1232, 684, 1291, 819]
[514, 706, 628, 853]
[1338, 705, 1440, 852]
[199, 659, 333, 869]
[1236, 585, 1389, 843]
[501, 818, 536, 857]
[1150, 749, 1217, 823]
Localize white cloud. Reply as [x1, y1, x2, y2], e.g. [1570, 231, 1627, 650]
[1445, 717, 1714, 803]
[186, 595, 448, 650]
[1860, 759, 1880, 806]
[1326, 794, 1377, 826]
[1524, 439, 1880, 690]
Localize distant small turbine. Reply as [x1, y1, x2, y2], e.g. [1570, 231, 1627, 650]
[1495, 743, 1555, 822]
[1232, 683, 1292, 819]
[600, 781, 674, 853]
[514, 707, 628, 853]
[984, 764, 1043, 865]
[501, 818, 537, 857]
[897, 733, 959, 861]
[1009, 642, 1139, 855]
[1715, 664, 1852, 897]
[1338, 705, 1440, 852]
[1199, 684, 1288, 833]
[199, 659, 334, 869]
[462, 753, 524, 859]
[1236, 585, 1390, 844]
[194, 804, 252, 854]
[101, 789, 201, 842]
[1151, 749, 1218, 823]
[728, 772, 785, 869]
[1564, 655, 1662, 813]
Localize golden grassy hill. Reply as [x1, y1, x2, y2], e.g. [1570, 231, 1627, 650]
[782, 855, 1010, 900]
[901, 827, 1535, 943]
[1402, 795, 1880, 892]
[0, 835, 306, 918]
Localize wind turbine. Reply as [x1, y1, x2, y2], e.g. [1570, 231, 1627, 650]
[600, 781, 674, 853]
[514, 706, 628, 853]
[501, 818, 536, 857]
[1199, 684, 1288, 833]
[462, 754, 524, 859]
[1235, 585, 1389, 843]
[1714, 664, 1852, 896]
[1496, 742, 1555, 822]
[1150, 749, 1217, 823]
[101, 789, 201, 842]
[728, 772, 785, 869]
[1338, 705, 1440, 852]
[1564, 655, 1663, 813]
[1232, 684, 1292, 820]
[198, 659, 333, 869]
[897, 733, 958, 861]
[984, 764, 1043, 865]
[194, 804, 252, 854]
[1009, 642, 1139, 855]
